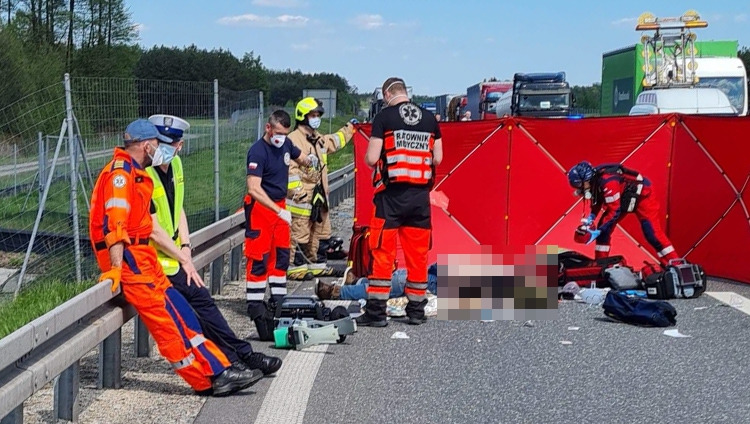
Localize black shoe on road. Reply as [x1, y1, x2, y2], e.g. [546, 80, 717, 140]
[355, 313, 388, 327]
[211, 365, 263, 397]
[407, 316, 428, 325]
[243, 352, 283, 376]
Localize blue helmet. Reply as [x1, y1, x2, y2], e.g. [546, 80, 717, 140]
[567, 161, 595, 188]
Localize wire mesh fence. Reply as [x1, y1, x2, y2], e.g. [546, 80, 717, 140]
[0, 75, 262, 297]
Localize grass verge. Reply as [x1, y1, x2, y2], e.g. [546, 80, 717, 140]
[0, 279, 95, 339]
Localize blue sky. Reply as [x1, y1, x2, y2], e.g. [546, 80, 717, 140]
[129, 0, 750, 96]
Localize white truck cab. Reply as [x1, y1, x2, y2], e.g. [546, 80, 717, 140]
[628, 87, 738, 116]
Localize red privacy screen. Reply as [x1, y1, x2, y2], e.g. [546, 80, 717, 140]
[351, 114, 750, 284]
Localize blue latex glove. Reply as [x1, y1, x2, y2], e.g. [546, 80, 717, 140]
[349, 118, 359, 125]
[586, 229, 601, 245]
[581, 213, 596, 226]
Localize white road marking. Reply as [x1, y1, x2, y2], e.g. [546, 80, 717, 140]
[253, 344, 328, 424]
[705, 292, 750, 316]
[252, 297, 355, 423]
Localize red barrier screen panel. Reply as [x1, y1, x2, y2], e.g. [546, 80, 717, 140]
[351, 114, 750, 284]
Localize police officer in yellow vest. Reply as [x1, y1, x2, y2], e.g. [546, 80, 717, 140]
[147, 114, 282, 377]
[285, 98, 357, 279]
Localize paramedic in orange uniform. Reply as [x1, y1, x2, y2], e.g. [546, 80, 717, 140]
[243, 110, 317, 338]
[89, 119, 262, 397]
[360, 77, 443, 327]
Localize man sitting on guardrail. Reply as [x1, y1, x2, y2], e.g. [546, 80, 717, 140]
[89, 118, 262, 397]
[145, 114, 283, 378]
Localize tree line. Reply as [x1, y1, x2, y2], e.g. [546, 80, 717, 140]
[0, 0, 361, 140]
[1, 0, 749, 139]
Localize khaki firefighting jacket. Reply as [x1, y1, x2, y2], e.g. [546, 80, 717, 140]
[286, 123, 355, 217]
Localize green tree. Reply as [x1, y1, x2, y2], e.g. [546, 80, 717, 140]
[739, 46, 750, 81]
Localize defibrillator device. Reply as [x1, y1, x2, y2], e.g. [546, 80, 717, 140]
[271, 295, 357, 350]
[643, 259, 707, 299]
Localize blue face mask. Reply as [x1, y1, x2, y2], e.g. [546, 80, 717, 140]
[158, 143, 178, 164]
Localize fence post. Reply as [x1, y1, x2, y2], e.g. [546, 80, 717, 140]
[53, 361, 80, 422]
[64, 73, 82, 283]
[0, 405, 23, 424]
[12, 144, 17, 196]
[38, 132, 46, 195]
[214, 79, 220, 223]
[230, 246, 242, 280]
[98, 328, 122, 389]
[211, 254, 224, 295]
[258, 91, 264, 140]
[134, 317, 152, 357]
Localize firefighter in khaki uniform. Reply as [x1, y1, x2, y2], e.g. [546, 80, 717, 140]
[285, 97, 357, 279]
[89, 119, 260, 397]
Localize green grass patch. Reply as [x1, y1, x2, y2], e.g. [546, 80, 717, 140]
[0, 278, 95, 339]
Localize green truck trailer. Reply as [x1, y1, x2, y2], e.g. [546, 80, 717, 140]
[600, 40, 738, 116]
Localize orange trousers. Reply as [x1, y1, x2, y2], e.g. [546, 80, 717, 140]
[115, 246, 231, 392]
[244, 195, 291, 307]
[367, 188, 432, 303]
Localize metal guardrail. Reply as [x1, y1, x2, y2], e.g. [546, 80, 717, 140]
[0, 162, 355, 424]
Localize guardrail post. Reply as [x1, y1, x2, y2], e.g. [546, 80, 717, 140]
[98, 328, 122, 389]
[54, 361, 80, 422]
[230, 246, 242, 281]
[210, 255, 224, 295]
[0, 406, 23, 424]
[134, 316, 152, 358]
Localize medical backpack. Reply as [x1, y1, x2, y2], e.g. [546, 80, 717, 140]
[347, 226, 372, 279]
[642, 259, 707, 300]
[558, 251, 626, 288]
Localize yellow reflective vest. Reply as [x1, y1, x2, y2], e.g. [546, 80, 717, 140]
[146, 156, 184, 276]
[286, 123, 354, 217]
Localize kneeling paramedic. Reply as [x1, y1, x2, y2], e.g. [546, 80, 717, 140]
[244, 110, 318, 336]
[89, 119, 260, 397]
[286, 97, 357, 279]
[360, 77, 443, 327]
[146, 114, 282, 376]
[567, 161, 680, 266]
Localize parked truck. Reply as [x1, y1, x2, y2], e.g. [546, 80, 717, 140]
[435, 94, 457, 118]
[465, 80, 513, 120]
[600, 11, 747, 116]
[368, 86, 414, 121]
[447, 95, 467, 121]
[420, 102, 437, 114]
[494, 72, 575, 118]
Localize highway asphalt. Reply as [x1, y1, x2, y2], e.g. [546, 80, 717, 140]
[196, 271, 750, 424]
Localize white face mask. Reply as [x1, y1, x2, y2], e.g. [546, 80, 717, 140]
[148, 142, 165, 167]
[308, 117, 321, 129]
[270, 134, 286, 148]
[159, 143, 177, 164]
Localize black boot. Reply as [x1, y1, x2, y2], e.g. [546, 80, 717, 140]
[248, 302, 276, 342]
[211, 365, 263, 397]
[242, 352, 283, 376]
[355, 299, 388, 327]
[405, 299, 429, 325]
[317, 239, 330, 263]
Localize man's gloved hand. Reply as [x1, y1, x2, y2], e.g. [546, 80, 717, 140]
[586, 229, 601, 245]
[278, 209, 292, 225]
[581, 213, 596, 226]
[349, 118, 359, 126]
[307, 153, 319, 169]
[99, 265, 122, 293]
